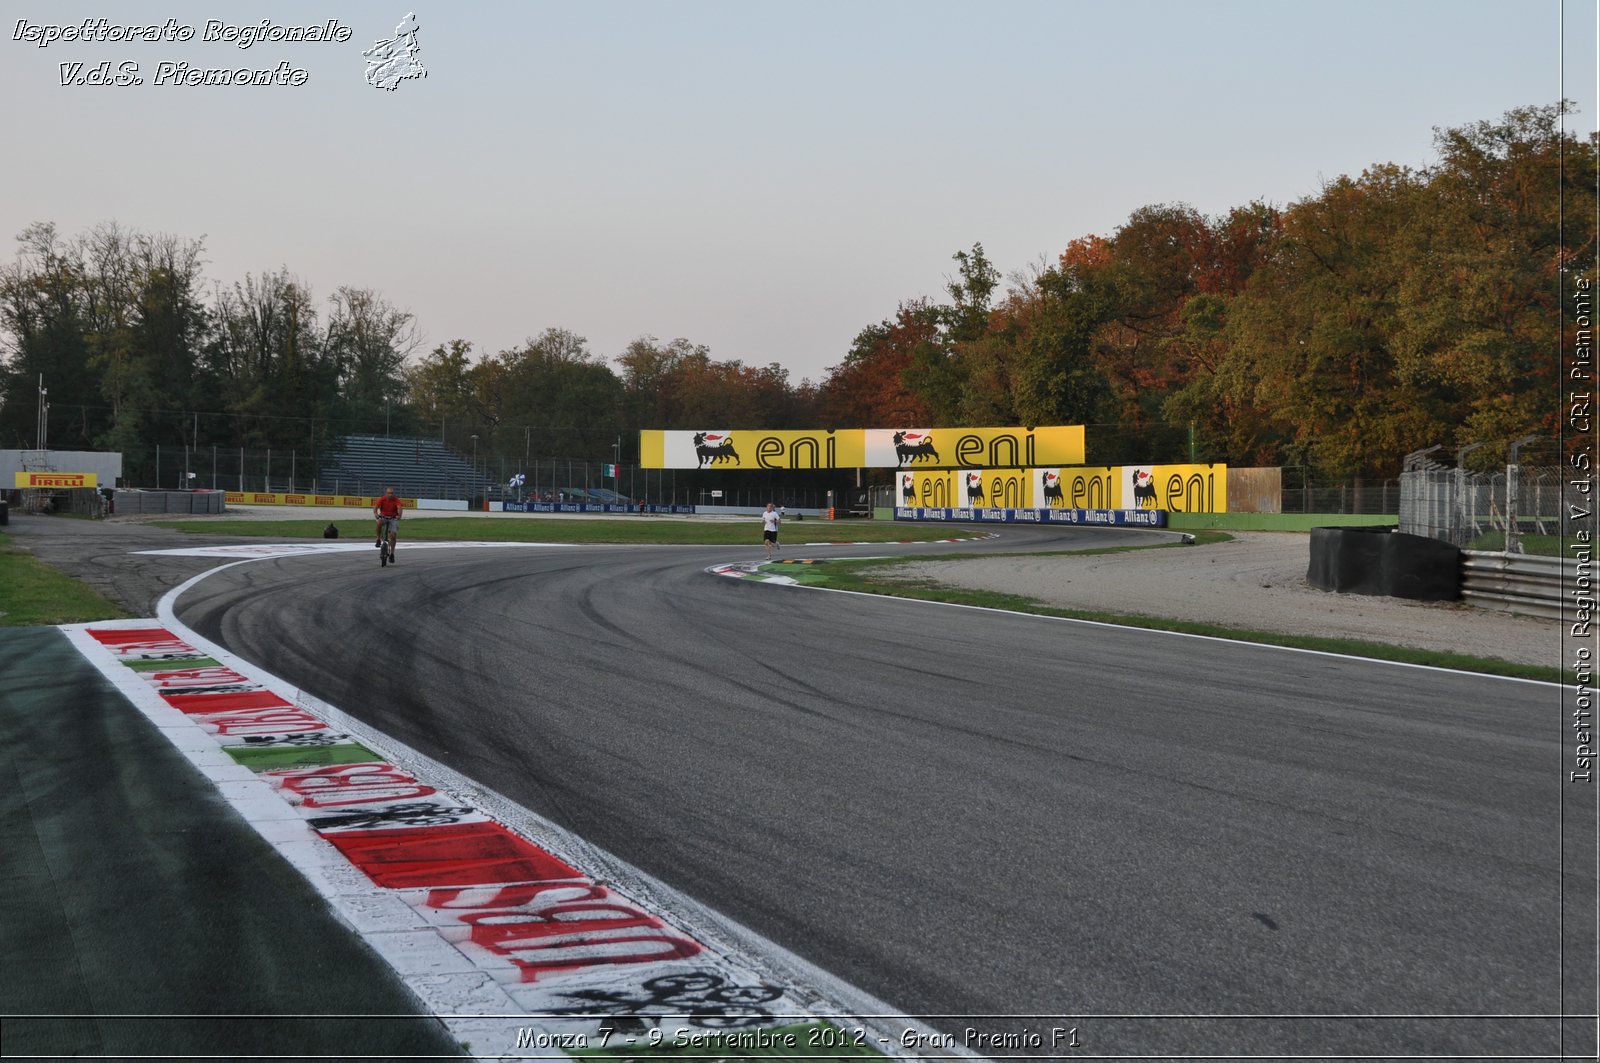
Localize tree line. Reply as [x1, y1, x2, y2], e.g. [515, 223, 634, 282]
[1, 103, 1591, 485]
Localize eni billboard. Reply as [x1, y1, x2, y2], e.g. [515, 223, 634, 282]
[640, 426, 1084, 470]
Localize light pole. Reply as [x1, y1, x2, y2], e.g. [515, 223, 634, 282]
[36, 375, 47, 451]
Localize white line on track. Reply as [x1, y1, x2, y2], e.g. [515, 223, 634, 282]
[712, 560, 1561, 687]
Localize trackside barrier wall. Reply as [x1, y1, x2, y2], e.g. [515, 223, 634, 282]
[416, 498, 468, 511]
[112, 490, 226, 515]
[223, 492, 417, 510]
[501, 501, 697, 515]
[894, 506, 1166, 527]
[695, 505, 823, 519]
[1460, 550, 1580, 620]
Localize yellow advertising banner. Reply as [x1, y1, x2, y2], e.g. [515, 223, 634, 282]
[640, 426, 1084, 470]
[14, 472, 97, 488]
[893, 464, 1229, 512]
[223, 492, 416, 508]
[1117, 464, 1227, 513]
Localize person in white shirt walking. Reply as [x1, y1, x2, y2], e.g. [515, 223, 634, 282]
[761, 502, 781, 560]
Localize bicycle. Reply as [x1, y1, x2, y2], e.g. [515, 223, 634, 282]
[376, 516, 398, 567]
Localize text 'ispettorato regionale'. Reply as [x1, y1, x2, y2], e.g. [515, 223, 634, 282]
[14, 18, 354, 87]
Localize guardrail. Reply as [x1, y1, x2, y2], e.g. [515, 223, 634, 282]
[1461, 550, 1578, 620]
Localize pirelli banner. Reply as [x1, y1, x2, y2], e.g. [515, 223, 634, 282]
[641, 426, 1085, 470]
[895, 464, 1228, 513]
[15, 471, 98, 488]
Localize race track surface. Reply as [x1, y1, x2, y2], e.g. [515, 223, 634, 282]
[171, 529, 1593, 1058]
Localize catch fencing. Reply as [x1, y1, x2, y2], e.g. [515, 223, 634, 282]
[1399, 466, 1575, 550]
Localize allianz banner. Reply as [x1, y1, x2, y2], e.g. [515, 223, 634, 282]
[894, 464, 1227, 512]
[640, 426, 1085, 470]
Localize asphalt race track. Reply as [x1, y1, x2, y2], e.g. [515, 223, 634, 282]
[170, 528, 1593, 1059]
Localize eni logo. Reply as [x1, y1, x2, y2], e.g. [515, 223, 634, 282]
[953, 431, 1036, 468]
[753, 432, 838, 469]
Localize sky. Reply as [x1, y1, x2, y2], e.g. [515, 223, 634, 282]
[2, 0, 1596, 385]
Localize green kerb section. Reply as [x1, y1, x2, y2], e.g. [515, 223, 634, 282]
[572, 1022, 887, 1061]
[761, 561, 841, 586]
[224, 742, 383, 771]
[121, 656, 220, 671]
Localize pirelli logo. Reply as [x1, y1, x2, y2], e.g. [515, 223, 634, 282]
[14, 472, 97, 488]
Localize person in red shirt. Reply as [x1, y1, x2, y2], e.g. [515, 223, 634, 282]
[373, 487, 403, 559]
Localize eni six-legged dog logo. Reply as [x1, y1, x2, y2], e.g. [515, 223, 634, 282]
[892, 431, 939, 465]
[692, 432, 740, 467]
[1131, 468, 1158, 507]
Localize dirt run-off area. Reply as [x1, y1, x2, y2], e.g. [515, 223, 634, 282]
[883, 532, 1565, 670]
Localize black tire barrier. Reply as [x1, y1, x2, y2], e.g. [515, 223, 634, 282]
[1307, 526, 1461, 600]
[0, 499, 7, 526]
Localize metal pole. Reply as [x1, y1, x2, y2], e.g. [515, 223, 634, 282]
[1456, 443, 1484, 547]
[1506, 434, 1540, 554]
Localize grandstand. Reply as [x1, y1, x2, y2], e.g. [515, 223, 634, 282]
[315, 435, 497, 500]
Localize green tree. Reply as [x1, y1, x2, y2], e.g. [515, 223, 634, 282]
[323, 287, 418, 435]
[205, 269, 328, 449]
[1392, 103, 1596, 448]
[0, 223, 101, 449]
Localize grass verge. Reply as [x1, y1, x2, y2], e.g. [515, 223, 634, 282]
[149, 517, 980, 546]
[0, 531, 132, 627]
[767, 553, 1561, 683]
[1465, 531, 1584, 556]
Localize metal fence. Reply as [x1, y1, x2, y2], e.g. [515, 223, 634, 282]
[6, 487, 106, 517]
[1399, 466, 1577, 550]
[1278, 480, 1399, 514]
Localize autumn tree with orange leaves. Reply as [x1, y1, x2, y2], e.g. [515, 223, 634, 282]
[819, 102, 1596, 480]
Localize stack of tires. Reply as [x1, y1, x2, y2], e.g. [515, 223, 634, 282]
[1307, 526, 1460, 600]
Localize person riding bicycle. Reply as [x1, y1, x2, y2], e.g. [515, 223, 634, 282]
[373, 487, 402, 558]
